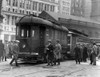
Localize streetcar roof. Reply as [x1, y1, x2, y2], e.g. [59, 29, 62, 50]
[16, 14, 69, 32]
[16, 15, 53, 27]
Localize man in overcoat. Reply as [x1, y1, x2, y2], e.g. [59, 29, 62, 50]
[83, 44, 88, 62]
[92, 43, 97, 65]
[54, 40, 62, 65]
[74, 44, 81, 64]
[46, 40, 54, 66]
[4, 40, 9, 61]
[10, 40, 19, 66]
[0, 40, 4, 62]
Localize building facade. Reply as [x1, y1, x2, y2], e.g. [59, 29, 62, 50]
[58, 0, 71, 15]
[1, 0, 59, 42]
[84, 0, 92, 18]
[70, 0, 92, 18]
[71, 0, 85, 17]
[91, 0, 100, 21]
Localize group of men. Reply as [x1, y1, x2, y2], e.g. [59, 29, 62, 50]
[45, 40, 62, 66]
[74, 43, 99, 65]
[0, 40, 19, 66]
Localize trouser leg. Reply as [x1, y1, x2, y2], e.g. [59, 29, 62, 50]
[53, 58, 56, 65]
[58, 59, 60, 65]
[15, 58, 18, 66]
[90, 54, 93, 64]
[56, 59, 60, 65]
[10, 58, 14, 65]
[78, 58, 80, 64]
[75, 57, 78, 64]
[5, 56, 7, 61]
[93, 55, 96, 65]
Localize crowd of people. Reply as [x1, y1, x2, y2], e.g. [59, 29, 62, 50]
[0, 40, 19, 66]
[0, 39, 100, 67]
[74, 43, 100, 65]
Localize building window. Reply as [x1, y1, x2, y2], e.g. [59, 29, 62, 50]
[12, 16, 16, 25]
[39, 3, 44, 11]
[26, 0, 31, 9]
[32, 1, 38, 11]
[20, 0, 25, 8]
[50, 5, 55, 12]
[6, 15, 10, 25]
[13, 0, 18, 7]
[6, 0, 11, 6]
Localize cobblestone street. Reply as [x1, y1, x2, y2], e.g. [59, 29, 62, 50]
[0, 59, 100, 77]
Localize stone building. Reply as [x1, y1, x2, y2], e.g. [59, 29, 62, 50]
[91, 0, 100, 21]
[58, 0, 71, 15]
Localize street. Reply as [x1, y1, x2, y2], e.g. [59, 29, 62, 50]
[0, 59, 100, 77]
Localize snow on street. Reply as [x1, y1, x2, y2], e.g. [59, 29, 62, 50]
[0, 59, 100, 77]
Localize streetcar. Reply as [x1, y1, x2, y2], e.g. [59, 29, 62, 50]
[16, 15, 68, 62]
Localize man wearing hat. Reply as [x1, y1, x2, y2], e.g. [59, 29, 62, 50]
[46, 39, 54, 66]
[10, 40, 19, 66]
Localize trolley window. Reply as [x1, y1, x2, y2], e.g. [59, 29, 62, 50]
[20, 26, 31, 38]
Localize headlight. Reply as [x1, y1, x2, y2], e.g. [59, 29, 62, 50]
[31, 53, 39, 55]
[67, 52, 70, 54]
[22, 44, 26, 48]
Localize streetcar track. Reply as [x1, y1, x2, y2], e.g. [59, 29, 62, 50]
[14, 64, 81, 77]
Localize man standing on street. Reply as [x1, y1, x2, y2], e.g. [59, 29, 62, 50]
[10, 40, 19, 66]
[46, 40, 54, 66]
[83, 44, 88, 62]
[74, 44, 81, 64]
[91, 43, 97, 65]
[0, 40, 4, 62]
[54, 40, 62, 65]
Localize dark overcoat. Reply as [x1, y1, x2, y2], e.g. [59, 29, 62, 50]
[74, 47, 81, 59]
[46, 44, 54, 60]
[0, 43, 4, 57]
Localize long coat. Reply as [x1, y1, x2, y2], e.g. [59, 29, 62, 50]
[0, 43, 4, 57]
[4, 43, 9, 57]
[83, 47, 88, 59]
[54, 43, 62, 59]
[74, 47, 81, 59]
[46, 44, 54, 60]
[12, 44, 19, 59]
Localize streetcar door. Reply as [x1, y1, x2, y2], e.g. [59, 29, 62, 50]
[39, 26, 45, 46]
[39, 26, 46, 52]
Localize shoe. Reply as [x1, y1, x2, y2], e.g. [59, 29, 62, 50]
[46, 64, 50, 66]
[10, 63, 13, 66]
[16, 65, 19, 67]
[93, 64, 96, 65]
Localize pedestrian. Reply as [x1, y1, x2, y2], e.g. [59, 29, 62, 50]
[54, 40, 62, 65]
[74, 44, 81, 64]
[3, 40, 9, 61]
[97, 45, 100, 59]
[91, 43, 97, 65]
[80, 44, 83, 62]
[8, 41, 14, 58]
[0, 40, 4, 62]
[10, 40, 19, 66]
[83, 44, 88, 62]
[45, 40, 54, 66]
